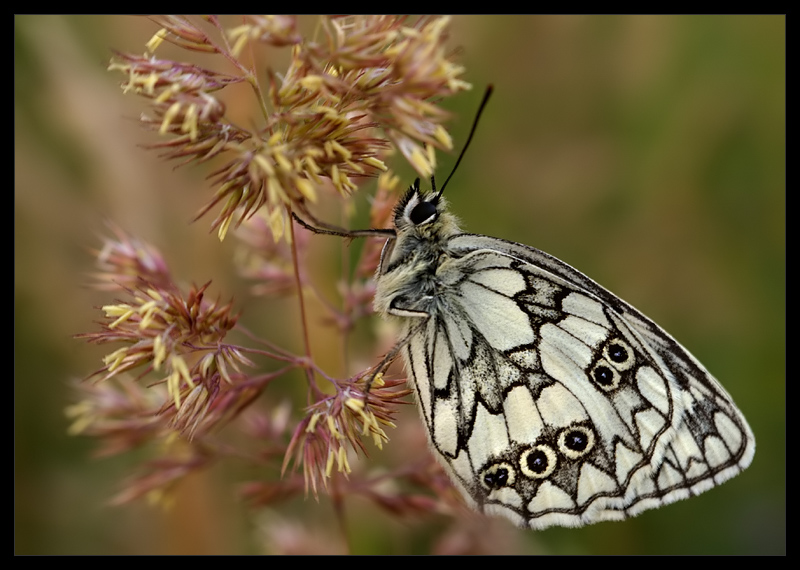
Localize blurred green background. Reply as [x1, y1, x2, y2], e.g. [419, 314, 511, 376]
[15, 15, 784, 554]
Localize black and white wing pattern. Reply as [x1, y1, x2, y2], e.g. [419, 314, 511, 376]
[374, 186, 755, 530]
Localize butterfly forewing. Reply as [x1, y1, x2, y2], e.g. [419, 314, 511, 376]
[374, 187, 754, 530]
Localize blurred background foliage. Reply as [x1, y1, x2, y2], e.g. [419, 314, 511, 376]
[15, 15, 784, 554]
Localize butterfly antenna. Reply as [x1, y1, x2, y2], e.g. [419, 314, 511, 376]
[436, 85, 494, 199]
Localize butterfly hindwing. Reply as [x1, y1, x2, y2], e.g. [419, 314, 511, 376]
[394, 232, 754, 529]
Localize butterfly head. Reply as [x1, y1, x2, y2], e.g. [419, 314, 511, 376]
[393, 177, 461, 240]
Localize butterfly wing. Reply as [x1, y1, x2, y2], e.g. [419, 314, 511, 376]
[400, 233, 755, 530]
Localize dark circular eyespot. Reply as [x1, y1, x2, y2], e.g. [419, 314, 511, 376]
[557, 425, 595, 459]
[604, 338, 635, 371]
[484, 467, 508, 488]
[591, 361, 621, 391]
[607, 344, 628, 363]
[593, 365, 614, 386]
[520, 444, 557, 479]
[409, 201, 438, 225]
[563, 430, 589, 452]
[527, 450, 548, 473]
[480, 462, 516, 491]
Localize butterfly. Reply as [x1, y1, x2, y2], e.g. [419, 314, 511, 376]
[298, 86, 755, 530]
[371, 177, 755, 529]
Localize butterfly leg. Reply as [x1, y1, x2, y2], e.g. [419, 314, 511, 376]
[364, 317, 429, 392]
[291, 211, 396, 239]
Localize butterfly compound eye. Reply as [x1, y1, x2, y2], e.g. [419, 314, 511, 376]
[409, 201, 438, 225]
